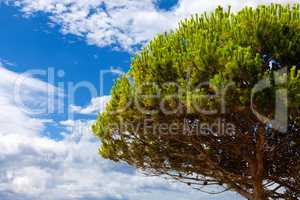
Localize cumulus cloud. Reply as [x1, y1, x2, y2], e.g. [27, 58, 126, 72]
[0, 66, 62, 136]
[70, 95, 111, 115]
[4, 0, 298, 51]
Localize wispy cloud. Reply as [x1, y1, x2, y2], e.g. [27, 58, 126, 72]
[0, 58, 15, 67]
[5, 0, 299, 51]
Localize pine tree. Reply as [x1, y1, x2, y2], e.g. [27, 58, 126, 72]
[93, 4, 300, 200]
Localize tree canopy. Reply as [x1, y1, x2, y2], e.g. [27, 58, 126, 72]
[93, 4, 300, 200]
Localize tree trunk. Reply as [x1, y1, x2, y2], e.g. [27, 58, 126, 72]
[251, 128, 266, 200]
[252, 179, 266, 200]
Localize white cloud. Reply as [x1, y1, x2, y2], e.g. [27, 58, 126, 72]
[59, 119, 76, 127]
[5, 0, 299, 51]
[9, 166, 52, 195]
[0, 66, 241, 200]
[0, 67, 62, 136]
[70, 95, 111, 115]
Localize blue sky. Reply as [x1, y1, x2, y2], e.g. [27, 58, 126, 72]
[0, 0, 296, 200]
[0, 4, 130, 99]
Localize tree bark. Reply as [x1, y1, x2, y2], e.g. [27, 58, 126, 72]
[252, 128, 266, 200]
